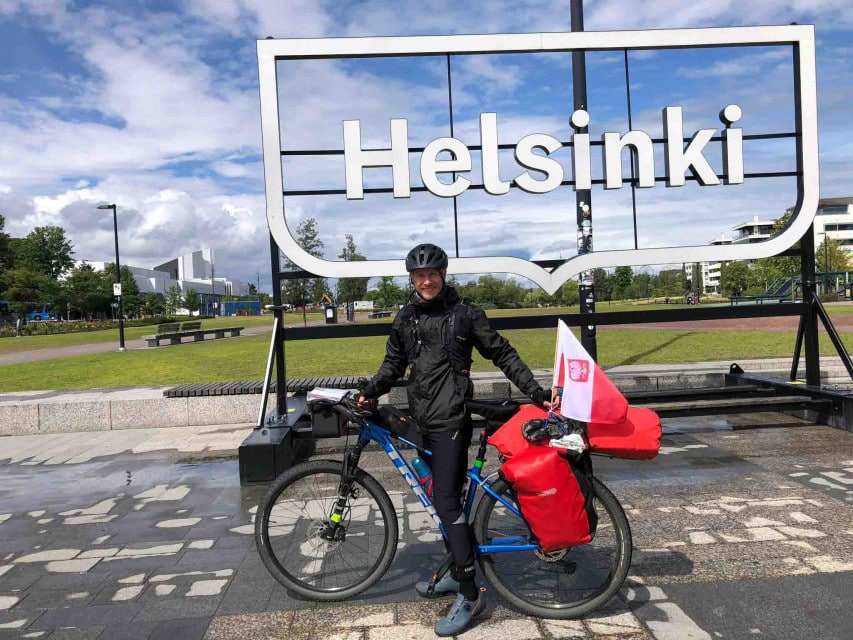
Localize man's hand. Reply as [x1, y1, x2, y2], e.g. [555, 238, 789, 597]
[551, 387, 562, 412]
[357, 395, 377, 410]
[531, 387, 552, 410]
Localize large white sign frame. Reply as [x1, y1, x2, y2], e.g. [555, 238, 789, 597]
[257, 26, 818, 295]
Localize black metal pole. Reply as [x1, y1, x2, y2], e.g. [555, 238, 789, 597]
[800, 225, 820, 386]
[270, 233, 287, 420]
[100, 204, 126, 351]
[571, 0, 596, 358]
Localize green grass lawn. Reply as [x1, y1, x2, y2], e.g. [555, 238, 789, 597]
[0, 300, 780, 354]
[2, 326, 851, 392]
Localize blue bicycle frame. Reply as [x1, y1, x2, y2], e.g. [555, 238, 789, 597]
[355, 417, 539, 555]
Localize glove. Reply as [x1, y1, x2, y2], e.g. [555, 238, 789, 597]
[531, 387, 552, 408]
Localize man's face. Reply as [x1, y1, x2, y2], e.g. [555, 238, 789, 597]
[411, 268, 445, 300]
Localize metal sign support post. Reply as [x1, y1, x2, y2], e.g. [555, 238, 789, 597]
[571, 0, 596, 359]
[269, 233, 288, 418]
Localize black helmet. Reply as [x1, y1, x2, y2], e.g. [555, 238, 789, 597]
[405, 243, 448, 272]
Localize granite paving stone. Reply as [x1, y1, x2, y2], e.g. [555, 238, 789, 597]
[147, 616, 211, 640]
[45, 626, 105, 639]
[28, 603, 142, 630]
[132, 596, 222, 622]
[202, 610, 293, 640]
[94, 620, 159, 640]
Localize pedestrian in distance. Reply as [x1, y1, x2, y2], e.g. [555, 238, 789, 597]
[359, 242, 552, 636]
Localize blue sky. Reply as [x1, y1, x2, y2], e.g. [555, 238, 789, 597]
[1, 0, 851, 292]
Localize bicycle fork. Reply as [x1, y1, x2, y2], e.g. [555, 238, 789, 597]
[321, 436, 368, 541]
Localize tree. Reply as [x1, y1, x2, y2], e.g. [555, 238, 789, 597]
[611, 266, 634, 300]
[184, 288, 201, 316]
[0, 214, 11, 276]
[336, 234, 369, 304]
[103, 264, 141, 318]
[281, 218, 326, 325]
[632, 271, 653, 299]
[593, 268, 612, 302]
[720, 261, 750, 296]
[65, 263, 109, 318]
[166, 285, 183, 314]
[3, 268, 56, 315]
[375, 276, 405, 309]
[20, 226, 74, 279]
[142, 293, 165, 316]
[816, 236, 850, 273]
[559, 279, 580, 307]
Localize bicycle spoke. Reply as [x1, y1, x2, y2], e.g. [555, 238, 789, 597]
[258, 463, 395, 597]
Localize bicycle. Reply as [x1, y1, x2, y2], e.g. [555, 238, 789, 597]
[254, 390, 632, 619]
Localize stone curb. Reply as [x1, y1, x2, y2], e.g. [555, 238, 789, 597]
[1, 359, 851, 436]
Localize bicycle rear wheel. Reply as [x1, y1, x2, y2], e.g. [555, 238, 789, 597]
[472, 476, 632, 618]
[255, 459, 398, 601]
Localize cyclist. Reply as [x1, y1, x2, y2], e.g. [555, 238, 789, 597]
[359, 242, 551, 636]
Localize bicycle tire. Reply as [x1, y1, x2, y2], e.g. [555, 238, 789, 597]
[472, 476, 632, 619]
[255, 459, 398, 601]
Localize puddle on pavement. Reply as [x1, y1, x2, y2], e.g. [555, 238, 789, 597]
[0, 457, 262, 514]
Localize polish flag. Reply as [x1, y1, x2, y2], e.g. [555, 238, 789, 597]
[553, 319, 628, 424]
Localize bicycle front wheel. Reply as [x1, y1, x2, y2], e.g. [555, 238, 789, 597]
[472, 476, 632, 619]
[255, 459, 398, 601]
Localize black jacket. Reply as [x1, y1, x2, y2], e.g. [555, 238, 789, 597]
[363, 286, 543, 432]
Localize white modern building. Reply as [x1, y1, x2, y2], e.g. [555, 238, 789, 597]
[701, 197, 853, 294]
[700, 234, 733, 294]
[75, 248, 249, 314]
[795, 197, 853, 258]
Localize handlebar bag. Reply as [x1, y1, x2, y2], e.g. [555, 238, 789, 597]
[500, 446, 597, 552]
[487, 404, 548, 459]
[586, 407, 661, 460]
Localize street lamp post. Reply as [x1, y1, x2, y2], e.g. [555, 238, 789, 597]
[817, 231, 831, 294]
[256, 271, 261, 316]
[97, 203, 126, 351]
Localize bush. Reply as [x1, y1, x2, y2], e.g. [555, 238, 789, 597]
[0, 315, 213, 339]
[0, 320, 108, 338]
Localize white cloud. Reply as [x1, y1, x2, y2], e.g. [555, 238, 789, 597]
[0, 0, 851, 290]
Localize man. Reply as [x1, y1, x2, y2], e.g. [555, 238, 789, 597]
[359, 242, 551, 637]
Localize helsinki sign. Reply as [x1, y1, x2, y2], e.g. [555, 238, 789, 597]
[342, 105, 745, 200]
[257, 26, 818, 294]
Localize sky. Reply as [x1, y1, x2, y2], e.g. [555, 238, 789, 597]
[1, 0, 852, 293]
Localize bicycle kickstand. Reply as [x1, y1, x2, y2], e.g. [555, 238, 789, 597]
[425, 553, 454, 597]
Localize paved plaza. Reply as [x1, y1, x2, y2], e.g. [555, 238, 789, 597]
[0, 411, 851, 639]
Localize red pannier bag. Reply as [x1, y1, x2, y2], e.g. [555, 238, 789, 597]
[487, 404, 548, 459]
[500, 446, 597, 552]
[586, 406, 661, 460]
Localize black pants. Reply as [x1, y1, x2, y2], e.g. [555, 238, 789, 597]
[422, 423, 475, 572]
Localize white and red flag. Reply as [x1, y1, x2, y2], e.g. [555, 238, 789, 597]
[553, 319, 628, 424]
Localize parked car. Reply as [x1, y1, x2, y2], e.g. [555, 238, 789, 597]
[26, 306, 57, 321]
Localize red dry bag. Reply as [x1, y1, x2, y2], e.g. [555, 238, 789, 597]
[488, 404, 548, 459]
[586, 406, 661, 460]
[499, 446, 597, 552]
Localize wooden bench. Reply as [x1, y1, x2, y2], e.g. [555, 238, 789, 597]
[144, 324, 244, 347]
[367, 311, 392, 319]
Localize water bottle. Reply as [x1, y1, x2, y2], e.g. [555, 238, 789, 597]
[411, 456, 433, 498]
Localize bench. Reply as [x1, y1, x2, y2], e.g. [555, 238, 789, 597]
[180, 321, 201, 331]
[729, 295, 790, 306]
[367, 311, 392, 319]
[144, 324, 244, 347]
